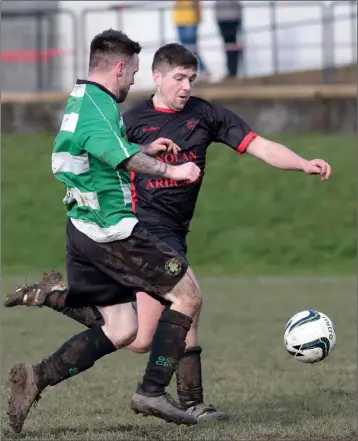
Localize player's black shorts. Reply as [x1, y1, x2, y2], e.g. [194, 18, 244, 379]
[65, 219, 188, 308]
[140, 222, 188, 263]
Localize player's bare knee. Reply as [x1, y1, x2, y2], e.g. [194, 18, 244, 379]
[129, 337, 152, 354]
[103, 322, 138, 349]
[169, 269, 202, 311]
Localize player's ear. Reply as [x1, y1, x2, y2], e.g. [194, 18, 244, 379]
[152, 69, 161, 87]
[116, 61, 125, 79]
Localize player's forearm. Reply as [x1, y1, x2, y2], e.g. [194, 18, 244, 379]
[122, 152, 173, 177]
[246, 136, 309, 171]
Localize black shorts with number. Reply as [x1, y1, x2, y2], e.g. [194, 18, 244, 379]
[65, 219, 188, 308]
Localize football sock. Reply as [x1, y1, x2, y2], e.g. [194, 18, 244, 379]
[138, 309, 192, 396]
[51, 304, 104, 328]
[41, 289, 104, 328]
[33, 327, 116, 389]
[176, 346, 204, 408]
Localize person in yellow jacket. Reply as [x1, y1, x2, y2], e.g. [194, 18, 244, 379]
[173, 0, 210, 80]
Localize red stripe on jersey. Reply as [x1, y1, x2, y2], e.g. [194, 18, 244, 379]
[130, 172, 137, 212]
[154, 106, 176, 114]
[236, 131, 257, 155]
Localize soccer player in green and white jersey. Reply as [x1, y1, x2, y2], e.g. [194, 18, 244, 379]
[6, 30, 204, 433]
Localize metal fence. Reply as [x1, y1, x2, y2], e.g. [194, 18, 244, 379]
[1, 1, 357, 92]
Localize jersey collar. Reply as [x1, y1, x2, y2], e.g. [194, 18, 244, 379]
[76, 79, 119, 103]
[148, 94, 181, 114]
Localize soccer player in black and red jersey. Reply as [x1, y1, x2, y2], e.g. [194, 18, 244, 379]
[5, 43, 331, 422]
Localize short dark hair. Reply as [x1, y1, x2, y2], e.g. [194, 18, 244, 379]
[152, 43, 198, 72]
[89, 29, 141, 72]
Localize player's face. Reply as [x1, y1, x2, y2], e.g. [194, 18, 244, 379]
[155, 66, 197, 111]
[115, 54, 139, 103]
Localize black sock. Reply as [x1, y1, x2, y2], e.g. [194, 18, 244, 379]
[138, 309, 192, 397]
[43, 291, 104, 329]
[33, 326, 116, 390]
[53, 305, 104, 329]
[176, 346, 204, 408]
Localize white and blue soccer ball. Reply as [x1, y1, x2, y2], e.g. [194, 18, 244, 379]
[284, 310, 336, 363]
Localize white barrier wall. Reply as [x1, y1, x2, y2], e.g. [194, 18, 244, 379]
[58, 0, 356, 91]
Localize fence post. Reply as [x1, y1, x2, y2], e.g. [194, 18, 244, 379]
[350, 0, 357, 64]
[158, 7, 166, 47]
[269, 1, 279, 75]
[35, 12, 45, 92]
[321, 2, 335, 84]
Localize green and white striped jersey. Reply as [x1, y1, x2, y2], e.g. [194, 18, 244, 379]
[52, 80, 140, 243]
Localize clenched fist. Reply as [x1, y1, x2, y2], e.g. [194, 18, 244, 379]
[146, 138, 181, 156]
[167, 162, 201, 183]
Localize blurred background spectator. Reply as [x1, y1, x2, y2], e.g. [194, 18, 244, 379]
[1, 1, 356, 93]
[172, 0, 211, 82]
[215, 0, 243, 80]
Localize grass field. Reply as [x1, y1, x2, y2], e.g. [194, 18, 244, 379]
[2, 277, 356, 440]
[1, 133, 356, 439]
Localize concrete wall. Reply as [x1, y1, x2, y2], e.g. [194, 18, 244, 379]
[2, 85, 356, 134]
[1, 0, 60, 93]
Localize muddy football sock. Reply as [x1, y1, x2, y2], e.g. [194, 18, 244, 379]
[176, 346, 204, 408]
[42, 290, 104, 328]
[53, 304, 104, 328]
[33, 326, 116, 389]
[138, 309, 192, 396]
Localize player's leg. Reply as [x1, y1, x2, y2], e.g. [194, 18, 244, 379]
[175, 280, 230, 421]
[7, 220, 138, 433]
[129, 274, 230, 422]
[8, 220, 199, 428]
[127, 224, 187, 354]
[93, 223, 201, 424]
[127, 293, 164, 353]
[4, 270, 104, 328]
[127, 223, 230, 422]
[8, 302, 137, 434]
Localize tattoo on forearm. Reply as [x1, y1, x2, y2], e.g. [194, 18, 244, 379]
[123, 152, 168, 177]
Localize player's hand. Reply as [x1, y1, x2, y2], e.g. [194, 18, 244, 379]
[167, 162, 201, 183]
[303, 159, 331, 180]
[147, 138, 181, 156]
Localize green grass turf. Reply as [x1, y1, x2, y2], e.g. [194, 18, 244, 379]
[1, 277, 356, 440]
[1, 133, 356, 276]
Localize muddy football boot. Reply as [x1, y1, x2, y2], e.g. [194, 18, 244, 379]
[8, 364, 42, 434]
[4, 270, 67, 308]
[131, 392, 197, 426]
[186, 403, 230, 422]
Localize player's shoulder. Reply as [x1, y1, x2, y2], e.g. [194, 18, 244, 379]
[81, 84, 119, 121]
[186, 96, 216, 114]
[123, 99, 152, 121]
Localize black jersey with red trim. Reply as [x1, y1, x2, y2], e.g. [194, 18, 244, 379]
[123, 96, 256, 232]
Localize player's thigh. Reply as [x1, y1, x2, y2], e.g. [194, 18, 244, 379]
[132, 267, 202, 352]
[134, 293, 165, 346]
[137, 267, 202, 328]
